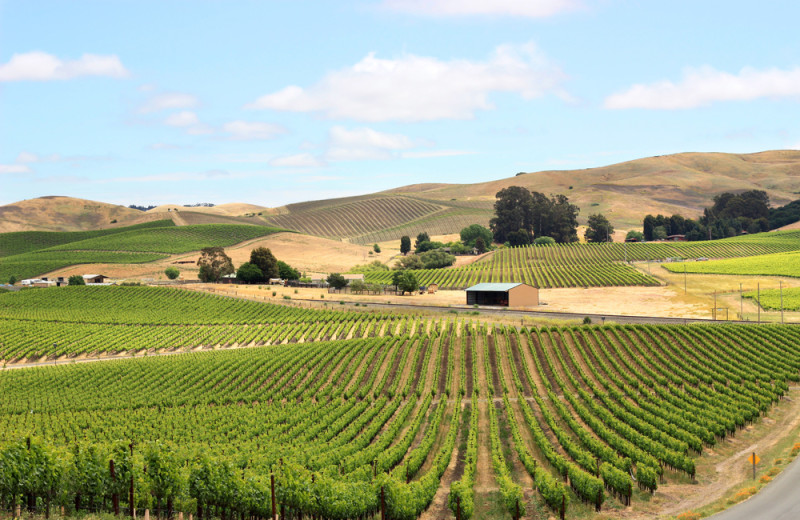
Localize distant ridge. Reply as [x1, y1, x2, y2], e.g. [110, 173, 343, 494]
[3, 150, 800, 236]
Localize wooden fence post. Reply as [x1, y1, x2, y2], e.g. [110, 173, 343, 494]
[110, 459, 120, 516]
[560, 495, 565, 520]
[271, 474, 276, 520]
[380, 487, 385, 520]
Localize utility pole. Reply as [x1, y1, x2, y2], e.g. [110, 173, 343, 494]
[713, 290, 717, 320]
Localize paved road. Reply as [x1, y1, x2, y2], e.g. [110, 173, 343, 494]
[709, 454, 800, 520]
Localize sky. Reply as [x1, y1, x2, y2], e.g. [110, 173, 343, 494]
[1, 0, 799, 207]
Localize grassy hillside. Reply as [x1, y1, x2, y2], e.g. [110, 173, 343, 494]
[262, 195, 491, 244]
[389, 150, 800, 228]
[0, 222, 285, 281]
[0, 196, 156, 233]
[0, 219, 174, 257]
[45, 223, 284, 254]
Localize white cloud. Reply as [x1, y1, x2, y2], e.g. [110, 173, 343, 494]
[16, 152, 39, 163]
[164, 111, 200, 127]
[0, 164, 32, 174]
[222, 120, 286, 140]
[270, 154, 326, 168]
[247, 42, 566, 121]
[327, 126, 416, 161]
[605, 65, 800, 110]
[139, 92, 199, 113]
[400, 149, 475, 158]
[381, 0, 581, 17]
[0, 51, 128, 82]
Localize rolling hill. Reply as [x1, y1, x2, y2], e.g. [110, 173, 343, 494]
[2, 150, 799, 242]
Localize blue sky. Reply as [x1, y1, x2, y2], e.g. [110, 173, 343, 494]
[1, 0, 799, 207]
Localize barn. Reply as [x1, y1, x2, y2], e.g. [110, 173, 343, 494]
[466, 283, 539, 307]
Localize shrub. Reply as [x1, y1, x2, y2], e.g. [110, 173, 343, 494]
[373, 243, 381, 253]
[164, 266, 180, 280]
[271, 291, 277, 297]
[759, 475, 772, 484]
[583, 316, 592, 325]
[236, 262, 263, 284]
[533, 236, 556, 245]
[282, 295, 291, 300]
[8, 275, 17, 285]
[792, 443, 800, 457]
[68, 275, 86, 286]
[768, 467, 781, 476]
[326, 273, 347, 289]
[676, 512, 700, 520]
[730, 487, 757, 504]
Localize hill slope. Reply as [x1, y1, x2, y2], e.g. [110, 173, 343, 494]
[3, 150, 800, 239]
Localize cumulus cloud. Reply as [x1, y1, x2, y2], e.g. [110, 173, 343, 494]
[326, 126, 416, 160]
[605, 65, 800, 110]
[270, 154, 327, 168]
[247, 42, 566, 121]
[222, 120, 286, 140]
[0, 164, 32, 174]
[381, 0, 581, 17]
[164, 111, 200, 127]
[0, 51, 128, 82]
[139, 92, 199, 113]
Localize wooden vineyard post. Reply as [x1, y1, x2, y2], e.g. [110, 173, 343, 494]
[380, 486, 386, 520]
[129, 442, 136, 518]
[560, 495, 565, 520]
[110, 459, 120, 516]
[456, 496, 461, 520]
[270, 474, 276, 520]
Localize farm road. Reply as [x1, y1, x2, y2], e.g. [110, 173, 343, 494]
[709, 454, 800, 520]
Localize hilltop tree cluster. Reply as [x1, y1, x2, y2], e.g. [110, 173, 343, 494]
[643, 190, 771, 241]
[490, 186, 579, 245]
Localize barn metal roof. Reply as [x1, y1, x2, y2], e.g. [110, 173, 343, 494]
[465, 283, 524, 292]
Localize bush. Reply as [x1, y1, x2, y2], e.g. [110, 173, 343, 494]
[583, 316, 592, 325]
[419, 249, 455, 269]
[676, 512, 700, 520]
[283, 295, 291, 300]
[533, 236, 556, 245]
[350, 280, 367, 294]
[68, 275, 86, 286]
[7, 275, 17, 285]
[236, 262, 263, 284]
[164, 267, 180, 280]
[373, 243, 381, 253]
[272, 291, 276, 297]
[759, 475, 772, 484]
[326, 273, 348, 289]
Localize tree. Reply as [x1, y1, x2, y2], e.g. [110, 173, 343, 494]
[7, 275, 17, 285]
[414, 232, 430, 249]
[400, 236, 411, 255]
[415, 240, 443, 253]
[474, 237, 486, 254]
[164, 267, 180, 280]
[653, 226, 668, 241]
[490, 186, 534, 244]
[394, 254, 424, 270]
[277, 261, 300, 280]
[507, 229, 531, 246]
[460, 224, 493, 248]
[68, 275, 85, 286]
[625, 230, 645, 242]
[373, 243, 381, 253]
[584, 214, 613, 243]
[236, 263, 263, 284]
[326, 273, 348, 289]
[533, 236, 555, 245]
[419, 250, 455, 269]
[547, 194, 580, 243]
[197, 247, 234, 283]
[643, 215, 656, 241]
[249, 247, 278, 281]
[349, 279, 367, 294]
[396, 271, 419, 295]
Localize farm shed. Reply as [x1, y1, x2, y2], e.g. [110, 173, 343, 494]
[83, 274, 109, 284]
[427, 283, 438, 294]
[466, 283, 539, 307]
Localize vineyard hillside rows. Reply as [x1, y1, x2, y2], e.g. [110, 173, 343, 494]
[0, 286, 798, 519]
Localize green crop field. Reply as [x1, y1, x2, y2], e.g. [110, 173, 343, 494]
[365, 231, 800, 290]
[44, 224, 285, 254]
[663, 250, 800, 278]
[0, 220, 174, 257]
[0, 223, 284, 282]
[0, 285, 798, 519]
[743, 287, 800, 311]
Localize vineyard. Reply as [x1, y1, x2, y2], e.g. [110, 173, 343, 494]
[663, 251, 800, 278]
[365, 231, 800, 290]
[0, 224, 284, 282]
[744, 288, 800, 311]
[0, 284, 797, 519]
[263, 195, 492, 244]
